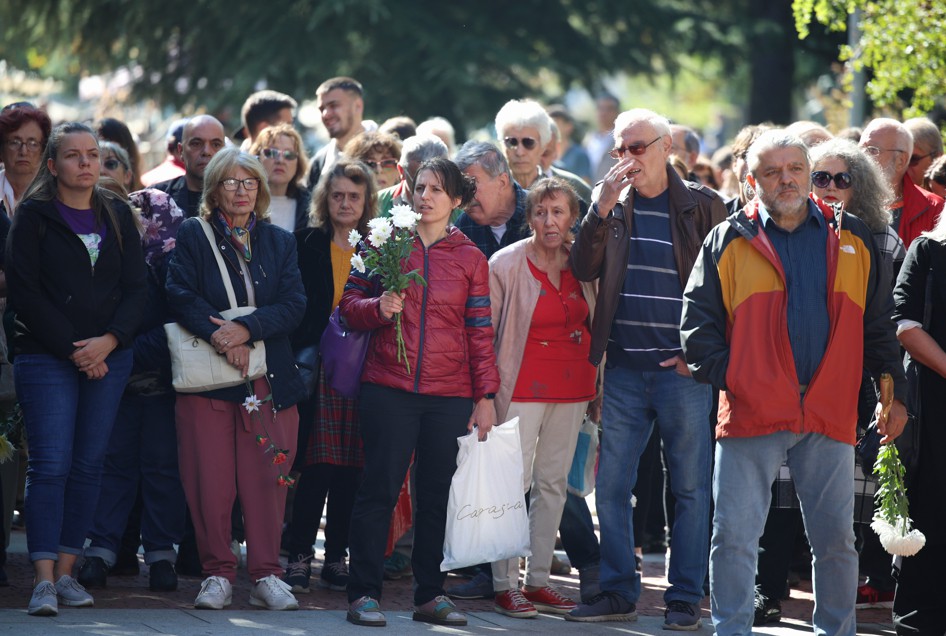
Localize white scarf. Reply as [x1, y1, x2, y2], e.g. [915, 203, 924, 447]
[0, 169, 16, 217]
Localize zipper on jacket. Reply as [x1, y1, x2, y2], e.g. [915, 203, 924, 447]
[413, 244, 431, 393]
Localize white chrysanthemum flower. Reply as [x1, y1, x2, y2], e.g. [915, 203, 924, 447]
[347, 229, 362, 248]
[872, 517, 926, 557]
[390, 204, 421, 229]
[243, 394, 262, 413]
[366, 218, 394, 247]
[350, 253, 366, 273]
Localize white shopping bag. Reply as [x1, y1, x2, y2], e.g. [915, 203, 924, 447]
[440, 416, 531, 571]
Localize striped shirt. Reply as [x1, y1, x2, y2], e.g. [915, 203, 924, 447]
[608, 190, 683, 370]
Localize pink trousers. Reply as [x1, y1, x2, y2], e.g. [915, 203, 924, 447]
[176, 378, 298, 582]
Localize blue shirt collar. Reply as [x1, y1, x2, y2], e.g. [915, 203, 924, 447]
[758, 198, 824, 232]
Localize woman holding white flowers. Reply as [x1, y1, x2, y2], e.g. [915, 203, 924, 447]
[341, 157, 500, 627]
[283, 159, 377, 594]
[891, 211, 946, 635]
[165, 148, 306, 611]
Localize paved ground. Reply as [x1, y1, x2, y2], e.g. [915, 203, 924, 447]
[0, 492, 898, 634]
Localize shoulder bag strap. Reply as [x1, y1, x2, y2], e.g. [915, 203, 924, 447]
[197, 217, 239, 311]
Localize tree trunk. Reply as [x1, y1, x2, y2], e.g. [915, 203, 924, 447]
[748, 0, 795, 125]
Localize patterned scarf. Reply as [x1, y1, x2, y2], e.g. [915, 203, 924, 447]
[214, 209, 256, 262]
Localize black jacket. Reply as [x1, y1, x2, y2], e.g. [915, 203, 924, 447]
[165, 217, 307, 410]
[292, 226, 334, 349]
[6, 197, 147, 359]
[152, 175, 201, 218]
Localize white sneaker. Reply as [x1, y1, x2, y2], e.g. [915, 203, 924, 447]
[54, 575, 93, 607]
[250, 574, 299, 610]
[194, 575, 232, 609]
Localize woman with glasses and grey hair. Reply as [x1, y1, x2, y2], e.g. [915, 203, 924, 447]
[165, 147, 306, 612]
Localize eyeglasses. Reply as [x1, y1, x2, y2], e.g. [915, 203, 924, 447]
[862, 145, 906, 157]
[609, 136, 663, 160]
[811, 170, 853, 190]
[103, 158, 125, 171]
[364, 158, 398, 172]
[910, 152, 935, 167]
[219, 177, 261, 191]
[503, 136, 538, 151]
[261, 147, 298, 161]
[5, 138, 43, 153]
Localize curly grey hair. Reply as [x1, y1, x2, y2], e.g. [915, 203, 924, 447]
[809, 138, 893, 233]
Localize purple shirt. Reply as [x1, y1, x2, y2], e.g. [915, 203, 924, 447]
[54, 200, 106, 266]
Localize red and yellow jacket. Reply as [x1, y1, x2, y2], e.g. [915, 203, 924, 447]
[681, 195, 906, 445]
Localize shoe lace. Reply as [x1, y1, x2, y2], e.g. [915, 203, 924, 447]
[199, 576, 225, 596]
[667, 600, 695, 616]
[506, 589, 532, 607]
[325, 559, 349, 576]
[259, 574, 294, 598]
[59, 576, 88, 595]
[35, 581, 57, 600]
[286, 555, 311, 578]
[539, 587, 572, 604]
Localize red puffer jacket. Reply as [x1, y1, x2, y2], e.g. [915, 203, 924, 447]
[340, 227, 500, 401]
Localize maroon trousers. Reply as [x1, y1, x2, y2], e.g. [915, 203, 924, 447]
[176, 378, 298, 582]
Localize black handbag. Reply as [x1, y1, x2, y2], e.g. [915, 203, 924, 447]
[294, 344, 320, 398]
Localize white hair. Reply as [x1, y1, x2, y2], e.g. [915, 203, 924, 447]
[613, 108, 671, 144]
[495, 99, 552, 146]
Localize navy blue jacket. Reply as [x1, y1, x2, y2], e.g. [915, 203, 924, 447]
[165, 216, 307, 410]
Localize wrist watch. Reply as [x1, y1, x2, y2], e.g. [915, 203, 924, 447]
[484, 393, 496, 400]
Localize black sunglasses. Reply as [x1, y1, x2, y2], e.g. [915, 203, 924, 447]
[811, 171, 853, 190]
[609, 136, 662, 160]
[103, 158, 124, 171]
[503, 136, 538, 151]
[910, 152, 934, 167]
[261, 147, 298, 161]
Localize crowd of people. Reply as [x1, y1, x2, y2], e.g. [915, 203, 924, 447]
[0, 75, 944, 635]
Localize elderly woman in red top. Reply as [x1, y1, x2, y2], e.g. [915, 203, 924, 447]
[340, 157, 499, 628]
[487, 177, 597, 618]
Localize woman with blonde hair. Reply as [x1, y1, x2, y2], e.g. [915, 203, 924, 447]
[165, 147, 306, 611]
[248, 123, 310, 232]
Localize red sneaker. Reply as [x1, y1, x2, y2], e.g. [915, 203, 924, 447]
[493, 589, 538, 618]
[855, 584, 894, 609]
[521, 586, 578, 614]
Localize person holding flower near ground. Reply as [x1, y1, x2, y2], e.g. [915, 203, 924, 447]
[891, 210, 946, 635]
[341, 157, 500, 628]
[165, 147, 306, 611]
[283, 159, 377, 594]
[680, 130, 907, 636]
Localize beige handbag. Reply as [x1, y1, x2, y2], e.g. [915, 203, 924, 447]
[165, 219, 266, 393]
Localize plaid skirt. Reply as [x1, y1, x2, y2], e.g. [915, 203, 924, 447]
[304, 364, 364, 467]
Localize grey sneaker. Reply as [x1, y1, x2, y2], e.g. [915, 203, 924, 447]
[565, 591, 637, 622]
[28, 581, 58, 616]
[348, 595, 386, 626]
[194, 575, 232, 609]
[54, 575, 94, 607]
[664, 600, 702, 631]
[250, 574, 299, 610]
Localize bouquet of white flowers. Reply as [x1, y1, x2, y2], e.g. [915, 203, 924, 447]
[348, 204, 426, 373]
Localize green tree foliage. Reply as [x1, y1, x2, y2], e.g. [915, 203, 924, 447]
[0, 0, 754, 127]
[793, 0, 946, 117]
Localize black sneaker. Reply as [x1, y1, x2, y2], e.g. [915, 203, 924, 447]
[77, 556, 108, 589]
[319, 558, 349, 591]
[753, 587, 782, 626]
[149, 560, 178, 592]
[283, 553, 311, 594]
[565, 591, 637, 622]
[664, 599, 701, 631]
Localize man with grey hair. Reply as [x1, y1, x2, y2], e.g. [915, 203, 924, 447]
[495, 99, 552, 189]
[669, 124, 701, 171]
[681, 129, 907, 636]
[860, 117, 944, 247]
[567, 108, 725, 628]
[904, 117, 944, 187]
[416, 117, 456, 156]
[453, 140, 530, 258]
[377, 134, 449, 217]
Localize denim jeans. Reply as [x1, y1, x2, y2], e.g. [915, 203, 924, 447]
[86, 392, 185, 566]
[15, 349, 134, 561]
[711, 431, 857, 636]
[597, 366, 712, 605]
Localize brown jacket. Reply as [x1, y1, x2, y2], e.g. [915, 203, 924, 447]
[570, 165, 727, 366]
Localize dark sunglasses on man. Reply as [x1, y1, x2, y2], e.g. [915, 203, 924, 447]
[503, 136, 538, 151]
[910, 152, 935, 167]
[609, 136, 663, 160]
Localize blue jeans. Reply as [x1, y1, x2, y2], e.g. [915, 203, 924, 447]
[597, 366, 712, 605]
[86, 392, 185, 566]
[15, 349, 133, 562]
[711, 431, 857, 636]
